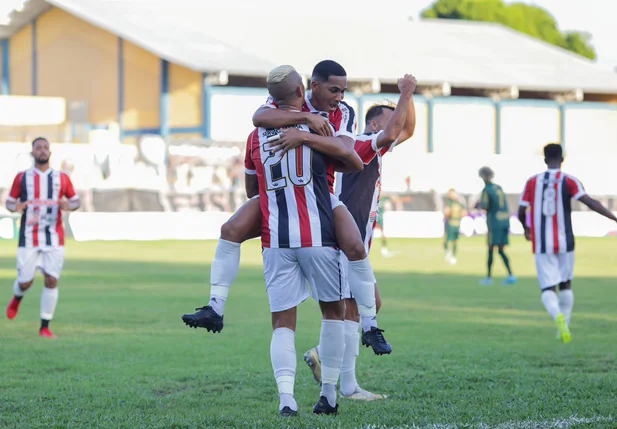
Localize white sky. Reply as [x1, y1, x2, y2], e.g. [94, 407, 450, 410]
[209, 0, 616, 70]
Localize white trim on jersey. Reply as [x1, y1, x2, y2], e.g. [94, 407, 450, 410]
[245, 168, 256, 175]
[369, 131, 383, 152]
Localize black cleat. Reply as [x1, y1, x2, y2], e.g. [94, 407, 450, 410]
[181, 305, 224, 333]
[279, 406, 298, 417]
[361, 327, 392, 355]
[313, 396, 338, 415]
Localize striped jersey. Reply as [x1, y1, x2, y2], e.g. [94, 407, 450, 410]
[7, 168, 79, 248]
[519, 169, 586, 254]
[263, 93, 357, 192]
[245, 124, 337, 249]
[335, 131, 394, 251]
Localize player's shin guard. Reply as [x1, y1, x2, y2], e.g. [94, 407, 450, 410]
[270, 328, 297, 412]
[13, 280, 25, 298]
[208, 239, 241, 316]
[340, 320, 360, 397]
[40, 287, 58, 321]
[541, 289, 560, 320]
[347, 257, 377, 332]
[319, 319, 345, 408]
[558, 289, 574, 326]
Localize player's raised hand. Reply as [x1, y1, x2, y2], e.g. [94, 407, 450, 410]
[306, 113, 333, 137]
[14, 200, 30, 212]
[398, 74, 417, 96]
[270, 128, 308, 156]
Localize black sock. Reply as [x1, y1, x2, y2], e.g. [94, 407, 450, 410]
[487, 248, 494, 277]
[14, 295, 23, 302]
[499, 249, 513, 275]
[40, 319, 50, 330]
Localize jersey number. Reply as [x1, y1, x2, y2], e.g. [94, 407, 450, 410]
[542, 187, 556, 216]
[263, 146, 313, 191]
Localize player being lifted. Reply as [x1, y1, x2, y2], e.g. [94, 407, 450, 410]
[476, 167, 516, 285]
[443, 188, 466, 265]
[270, 76, 417, 401]
[518, 143, 617, 343]
[5, 137, 81, 338]
[247, 65, 363, 416]
[182, 60, 392, 354]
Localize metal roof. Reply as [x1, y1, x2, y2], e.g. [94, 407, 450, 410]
[4, 0, 617, 93]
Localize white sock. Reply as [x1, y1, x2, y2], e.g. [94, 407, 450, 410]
[208, 239, 241, 316]
[347, 257, 377, 332]
[40, 287, 59, 321]
[340, 320, 360, 396]
[541, 290, 561, 320]
[558, 289, 574, 326]
[319, 319, 345, 408]
[270, 328, 297, 412]
[13, 280, 25, 297]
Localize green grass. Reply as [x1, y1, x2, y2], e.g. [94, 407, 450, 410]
[1, 236, 616, 429]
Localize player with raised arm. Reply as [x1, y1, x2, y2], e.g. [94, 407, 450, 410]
[182, 60, 392, 355]
[270, 75, 417, 401]
[443, 188, 466, 265]
[477, 167, 516, 285]
[518, 143, 617, 343]
[5, 137, 81, 338]
[248, 65, 355, 416]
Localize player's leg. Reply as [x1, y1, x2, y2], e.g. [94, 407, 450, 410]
[38, 248, 65, 338]
[536, 253, 571, 343]
[332, 201, 390, 354]
[480, 241, 495, 285]
[264, 248, 307, 417]
[6, 248, 38, 320]
[182, 196, 262, 332]
[298, 247, 346, 415]
[557, 251, 575, 327]
[498, 226, 516, 284]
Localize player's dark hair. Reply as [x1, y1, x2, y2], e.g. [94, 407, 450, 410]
[32, 137, 48, 148]
[312, 60, 347, 82]
[365, 104, 395, 124]
[544, 143, 563, 160]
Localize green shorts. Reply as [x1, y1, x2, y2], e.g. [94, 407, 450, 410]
[445, 225, 460, 242]
[488, 225, 509, 246]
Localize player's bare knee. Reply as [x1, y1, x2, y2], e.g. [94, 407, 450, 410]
[320, 300, 345, 320]
[271, 309, 296, 331]
[344, 298, 360, 322]
[541, 286, 557, 293]
[44, 275, 58, 289]
[558, 281, 571, 291]
[19, 280, 34, 291]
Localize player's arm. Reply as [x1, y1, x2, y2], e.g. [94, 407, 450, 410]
[375, 74, 417, 149]
[245, 174, 259, 199]
[475, 189, 489, 211]
[5, 173, 29, 212]
[244, 131, 259, 198]
[270, 130, 363, 172]
[252, 106, 333, 137]
[518, 179, 532, 240]
[579, 195, 617, 223]
[59, 174, 81, 211]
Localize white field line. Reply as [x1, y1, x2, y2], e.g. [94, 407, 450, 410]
[359, 415, 614, 429]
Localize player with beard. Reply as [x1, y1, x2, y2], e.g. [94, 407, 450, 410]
[5, 137, 81, 338]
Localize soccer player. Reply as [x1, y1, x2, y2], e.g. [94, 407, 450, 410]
[5, 137, 81, 338]
[518, 143, 617, 343]
[375, 194, 391, 257]
[247, 65, 352, 416]
[443, 188, 465, 265]
[477, 167, 516, 285]
[182, 60, 391, 354]
[271, 76, 416, 400]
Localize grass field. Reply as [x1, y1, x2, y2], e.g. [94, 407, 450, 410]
[1, 236, 616, 429]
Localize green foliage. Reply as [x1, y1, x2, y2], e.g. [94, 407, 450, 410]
[422, 0, 597, 60]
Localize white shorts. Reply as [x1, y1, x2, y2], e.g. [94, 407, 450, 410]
[17, 247, 65, 283]
[263, 247, 343, 312]
[534, 251, 575, 290]
[340, 253, 377, 299]
[330, 193, 345, 210]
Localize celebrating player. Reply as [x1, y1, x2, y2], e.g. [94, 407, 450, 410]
[518, 143, 617, 343]
[5, 137, 81, 338]
[268, 76, 415, 401]
[443, 188, 466, 265]
[247, 65, 354, 416]
[182, 60, 392, 354]
[477, 167, 516, 285]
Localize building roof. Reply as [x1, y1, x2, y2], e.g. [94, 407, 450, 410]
[4, 0, 617, 93]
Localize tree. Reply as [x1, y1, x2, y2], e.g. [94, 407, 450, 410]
[421, 0, 597, 60]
